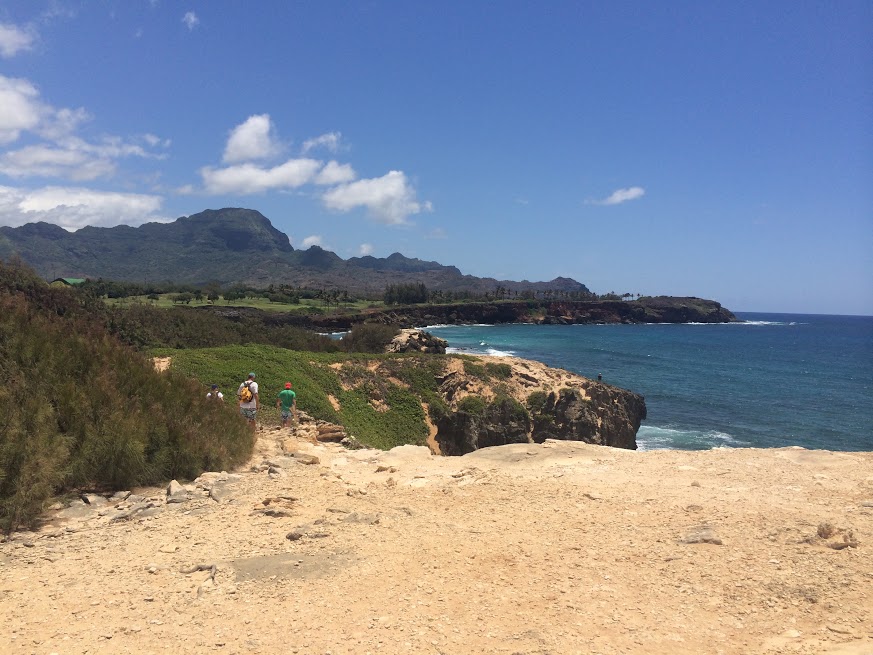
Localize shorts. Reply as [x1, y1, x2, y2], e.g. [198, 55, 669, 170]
[281, 409, 292, 421]
[240, 407, 257, 421]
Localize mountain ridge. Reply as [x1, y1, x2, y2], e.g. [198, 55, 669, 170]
[0, 208, 589, 296]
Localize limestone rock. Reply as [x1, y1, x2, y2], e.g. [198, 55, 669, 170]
[166, 482, 190, 503]
[385, 328, 448, 354]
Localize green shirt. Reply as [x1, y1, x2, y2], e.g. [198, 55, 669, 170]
[277, 389, 296, 410]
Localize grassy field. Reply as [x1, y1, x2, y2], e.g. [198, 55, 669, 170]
[155, 344, 436, 450]
[108, 294, 384, 314]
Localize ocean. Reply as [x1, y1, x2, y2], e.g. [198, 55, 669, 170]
[426, 313, 873, 452]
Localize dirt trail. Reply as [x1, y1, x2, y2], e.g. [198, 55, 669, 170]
[2, 424, 872, 654]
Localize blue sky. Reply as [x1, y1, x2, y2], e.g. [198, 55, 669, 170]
[0, 1, 870, 314]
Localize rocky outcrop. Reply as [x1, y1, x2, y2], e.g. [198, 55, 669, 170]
[412, 355, 646, 455]
[435, 397, 532, 456]
[527, 385, 646, 449]
[385, 328, 448, 354]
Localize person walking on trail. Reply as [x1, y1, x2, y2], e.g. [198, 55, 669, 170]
[237, 372, 259, 430]
[207, 384, 224, 401]
[276, 382, 298, 428]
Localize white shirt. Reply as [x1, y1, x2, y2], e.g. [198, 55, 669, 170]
[206, 391, 224, 401]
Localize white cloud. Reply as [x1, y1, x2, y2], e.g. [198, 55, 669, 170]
[591, 186, 646, 206]
[0, 75, 167, 180]
[182, 11, 199, 31]
[358, 243, 373, 256]
[301, 235, 322, 248]
[223, 114, 281, 163]
[0, 145, 115, 180]
[0, 185, 166, 230]
[321, 170, 431, 225]
[314, 160, 356, 185]
[301, 132, 341, 154]
[38, 107, 90, 141]
[0, 22, 35, 58]
[142, 133, 171, 148]
[425, 227, 447, 239]
[201, 158, 322, 194]
[0, 75, 43, 144]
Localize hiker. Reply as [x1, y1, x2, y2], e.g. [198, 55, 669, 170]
[276, 382, 298, 428]
[206, 384, 224, 401]
[237, 372, 259, 430]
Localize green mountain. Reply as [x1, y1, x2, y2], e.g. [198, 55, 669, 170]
[0, 208, 589, 295]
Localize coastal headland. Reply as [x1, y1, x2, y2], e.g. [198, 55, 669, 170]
[2, 423, 870, 654]
[206, 296, 737, 332]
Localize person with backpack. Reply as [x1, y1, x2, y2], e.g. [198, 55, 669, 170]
[206, 384, 224, 401]
[237, 372, 259, 431]
[276, 382, 298, 428]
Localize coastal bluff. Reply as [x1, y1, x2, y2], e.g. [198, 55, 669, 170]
[325, 352, 646, 454]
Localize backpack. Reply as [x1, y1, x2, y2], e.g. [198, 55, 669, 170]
[239, 381, 253, 403]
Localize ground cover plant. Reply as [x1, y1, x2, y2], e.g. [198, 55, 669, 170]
[157, 345, 432, 450]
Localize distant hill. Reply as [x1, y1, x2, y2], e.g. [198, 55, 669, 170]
[0, 208, 590, 296]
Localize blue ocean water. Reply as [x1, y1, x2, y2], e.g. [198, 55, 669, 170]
[427, 314, 873, 451]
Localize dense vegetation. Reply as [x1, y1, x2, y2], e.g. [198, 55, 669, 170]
[0, 261, 254, 533]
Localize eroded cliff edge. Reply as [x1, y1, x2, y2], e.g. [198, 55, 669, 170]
[433, 356, 645, 454]
[329, 353, 646, 454]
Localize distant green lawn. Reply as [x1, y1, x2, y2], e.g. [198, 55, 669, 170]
[106, 293, 384, 314]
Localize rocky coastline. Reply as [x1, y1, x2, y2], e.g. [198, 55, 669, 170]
[209, 296, 737, 332]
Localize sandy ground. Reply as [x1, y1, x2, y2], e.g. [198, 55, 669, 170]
[1, 424, 872, 655]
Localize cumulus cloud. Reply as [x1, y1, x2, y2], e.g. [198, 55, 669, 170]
[358, 243, 373, 256]
[321, 170, 432, 225]
[201, 159, 322, 194]
[0, 22, 35, 58]
[223, 114, 281, 163]
[591, 186, 646, 206]
[182, 11, 199, 31]
[301, 132, 341, 154]
[0, 185, 166, 230]
[314, 160, 356, 185]
[301, 235, 322, 248]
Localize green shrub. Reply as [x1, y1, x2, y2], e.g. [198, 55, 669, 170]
[485, 362, 512, 379]
[339, 323, 400, 353]
[526, 391, 549, 412]
[493, 395, 529, 422]
[457, 396, 487, 416]
[0, 262, 254, 533]
[463, 362, 488, 379]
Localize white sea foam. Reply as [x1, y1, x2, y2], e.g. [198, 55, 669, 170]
[445, 346, 516, 357]
[636, 425, 751, 451]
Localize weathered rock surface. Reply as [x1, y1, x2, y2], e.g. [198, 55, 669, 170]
[385, 328, 448, 354]
[528, 385, 646, 449]
[3, 431, 870, 655]
[431, 356, 646, 455]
